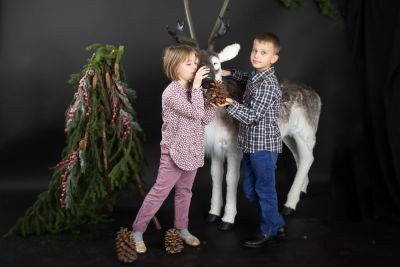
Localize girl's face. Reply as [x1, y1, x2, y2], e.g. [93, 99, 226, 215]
[176, 53, 199, 84]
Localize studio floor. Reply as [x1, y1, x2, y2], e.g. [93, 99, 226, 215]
[1, 143, 399, 267]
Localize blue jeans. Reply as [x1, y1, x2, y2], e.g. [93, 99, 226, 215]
[242, 150, 285, 236]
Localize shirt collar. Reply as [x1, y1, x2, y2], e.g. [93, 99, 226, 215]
[251, 66, 275, 83]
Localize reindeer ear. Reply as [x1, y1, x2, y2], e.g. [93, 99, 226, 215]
[218, 43, 240, 63]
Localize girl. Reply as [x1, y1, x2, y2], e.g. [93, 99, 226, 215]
[131, 44, 215, 253]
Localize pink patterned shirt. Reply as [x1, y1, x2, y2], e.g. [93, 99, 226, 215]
[160, 81, 215, 171]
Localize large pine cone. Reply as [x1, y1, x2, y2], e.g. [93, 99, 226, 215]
[164, 228, 184, 254]
[205, 80, 229, 105]
[116, 227, 137, 263]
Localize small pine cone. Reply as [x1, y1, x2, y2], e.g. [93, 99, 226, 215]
[79, 139, 87, 150]
[116, 227, 137, 263]
[206, 80, 229, 105]
[164, 228, 184, 254]
[92, 74, 98, 89]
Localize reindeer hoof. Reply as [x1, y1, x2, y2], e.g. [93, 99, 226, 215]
[281, 206, 295, 217]
[206, 214, 220, 223]
[218, 221, 234, 231]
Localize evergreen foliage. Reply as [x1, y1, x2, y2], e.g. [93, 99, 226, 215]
[5, 44, 145, 237]
[279, 0, 342, 21]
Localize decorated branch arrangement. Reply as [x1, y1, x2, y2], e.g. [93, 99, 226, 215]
[5, 44, 160, 237]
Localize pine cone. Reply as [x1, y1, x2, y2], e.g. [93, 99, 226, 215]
[205, 80, 229, 105]
[164, 228, 184, 254]
[79, 139, 87, 150]
[116, 227, 137, 263]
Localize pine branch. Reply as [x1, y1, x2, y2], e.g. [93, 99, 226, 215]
[278, 0, 342, 21]
[4, 44, 149, 237]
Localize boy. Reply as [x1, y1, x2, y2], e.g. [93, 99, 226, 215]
[220, 33, 287, 248]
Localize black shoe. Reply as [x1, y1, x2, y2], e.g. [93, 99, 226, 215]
[242, 227, 288, 248]
[276, 226, 288, 239]
[218, 221, 234, 231]
[206, 213, 220, 223]
[281, 206, 295, 217]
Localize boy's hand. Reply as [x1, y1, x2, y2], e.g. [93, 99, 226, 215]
[193, 66, 210, 89]
[216, 97, 233, 107]
[221, 69, 231, 77]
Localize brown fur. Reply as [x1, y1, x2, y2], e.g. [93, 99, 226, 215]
[279, 80, 321, 130]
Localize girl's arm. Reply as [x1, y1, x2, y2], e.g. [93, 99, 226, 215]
[201, 100, 216, 126]
[164, 66, 210, 120]
[164, 87, 205, 120]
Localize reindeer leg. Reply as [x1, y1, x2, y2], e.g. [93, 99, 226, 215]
[282, 136, 298, 216]
[208, 154, 224, 223]
[219, 153, 242, 231]
[301, 175, 309, 194]
[283, 136, 299, 167]
[283, 136, 307, 196]
[284, 136, 314, 213]
[300, 138, 316, 195]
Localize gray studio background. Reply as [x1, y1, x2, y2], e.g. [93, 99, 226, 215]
[0, 0, 353, 184]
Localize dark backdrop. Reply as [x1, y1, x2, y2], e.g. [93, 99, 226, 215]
[0, 0, 398, 221]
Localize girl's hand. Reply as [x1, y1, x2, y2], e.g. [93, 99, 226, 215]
[192, 66, 210, 89]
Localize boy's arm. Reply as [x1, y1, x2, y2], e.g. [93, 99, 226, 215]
[225, 80, 276, 125]
[223, 69, 250, 84]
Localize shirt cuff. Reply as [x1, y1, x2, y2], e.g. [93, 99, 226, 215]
[227, 68, 236, 79]
[226, 100, 240, 114]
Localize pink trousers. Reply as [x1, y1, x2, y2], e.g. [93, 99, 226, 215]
[132, 145, 197, 232]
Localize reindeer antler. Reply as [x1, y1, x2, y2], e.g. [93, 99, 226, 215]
[183, 0, 199, 48]
[166, 0, 199, 48]
[167, 0, 230, 50]
[207, 0, 231, 51]
[166, 19, 199, 47]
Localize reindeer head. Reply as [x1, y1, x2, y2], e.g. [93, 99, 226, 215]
[198, 44, 240, 89]
[167, 0, 240, 86]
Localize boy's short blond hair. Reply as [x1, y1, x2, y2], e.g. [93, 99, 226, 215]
[163, 44, 199, 81]
[254, 33, 281, 54]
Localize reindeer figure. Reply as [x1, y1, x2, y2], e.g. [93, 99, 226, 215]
[168, 0, 321, 231]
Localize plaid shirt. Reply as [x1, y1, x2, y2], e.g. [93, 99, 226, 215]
[226, 66, 282, 153]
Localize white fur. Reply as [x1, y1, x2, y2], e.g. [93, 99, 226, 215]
[218, 43, 240, 63]
[211, 56, 222, 81]
[279, 105, 316, 209]
[205, 109, 242, 223]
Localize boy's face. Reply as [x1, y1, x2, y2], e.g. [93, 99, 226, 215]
[250, 40, 279, 73]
